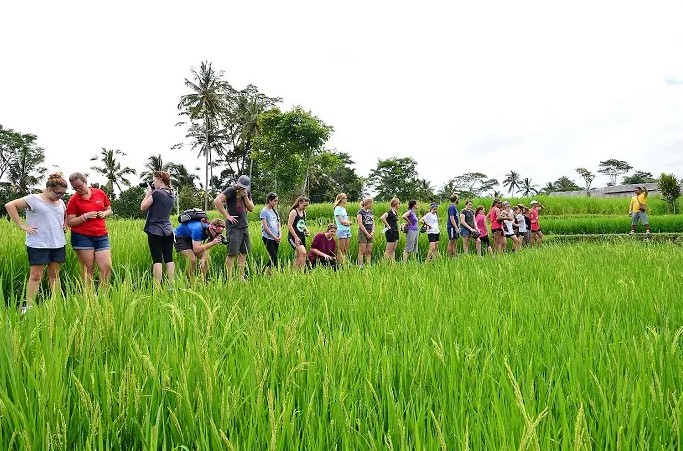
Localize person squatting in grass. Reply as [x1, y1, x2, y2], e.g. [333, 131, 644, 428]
[308, 223, 338, 270]
[260, 192, 281, 275]
[379, 197, 400, 262]
[333, 193, 352, 265]
[460, 200, 481, 256]
[629, 186, 651, 234]
[402, 199, 420, 261]
[446, 194, 460, 257]
[421, 202, 440, 262]
[356, 197, 374, 267]
[140, 171, 176, 288]
[214, 175, 254, 280]
[288, 196, 310, 271]
[65, 172, 113, 289]
[529, 200, 544, 246]
[4, 173, 68, 313]
[475, 205, 493, 255]
[173, 217, 225, 281]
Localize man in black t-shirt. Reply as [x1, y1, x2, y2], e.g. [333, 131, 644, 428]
[213, 175, 254, 279]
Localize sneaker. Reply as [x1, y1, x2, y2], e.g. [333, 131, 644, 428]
[630, 230, 635, 235]
[646, 230, 651, 235]
[20, 304, 32, 315]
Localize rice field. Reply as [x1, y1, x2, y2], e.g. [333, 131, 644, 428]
[1, 218, 683, 449]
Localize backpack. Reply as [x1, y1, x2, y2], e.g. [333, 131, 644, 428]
[178, 208, 208, 224]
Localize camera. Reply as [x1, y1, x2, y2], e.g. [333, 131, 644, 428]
[219, 235, 229, 245]
[138, 181, 154, 190]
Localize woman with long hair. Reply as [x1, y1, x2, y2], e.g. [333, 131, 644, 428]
[356, 197, 374, 267]
[380, 197, 400, 261]
[287, 196, 310, 270]
[402, 200, 419, 261]
[333, 193, 352, 264]
[140, 171, 176, 287]
[65, 172, 113, 288]
[260, 192, 281, 274]
[475, 205, 492, 255]
[4, 173, 68, 312]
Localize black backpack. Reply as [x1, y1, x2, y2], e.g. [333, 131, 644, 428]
[178, 208, 208, 224]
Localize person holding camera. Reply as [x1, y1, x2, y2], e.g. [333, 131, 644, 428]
[4, 173, 68, 312]
[65, 172, 113, 289]
[214, 175, 254, 280]
[173, 217, 226, 281]
[140, 171, 175, 287]
[459, 200, 481, 255]
[629, 186, 651, 234]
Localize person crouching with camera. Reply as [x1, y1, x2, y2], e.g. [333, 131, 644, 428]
[140, 171, 176, 288]
[173, 217, 226, 282]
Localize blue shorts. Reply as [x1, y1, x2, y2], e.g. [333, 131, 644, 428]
[27, 246, 66, 266]
[337, 229, 351, 239]
[447, 227, 459, 240]
[71, 231, 110, 251]
[459, 227, 472, 237]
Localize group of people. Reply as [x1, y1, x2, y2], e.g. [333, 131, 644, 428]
[5, 171, 550, 312]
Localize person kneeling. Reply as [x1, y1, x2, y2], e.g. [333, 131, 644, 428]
[173, 218, 226, 281]
[308, 224, 338, 270]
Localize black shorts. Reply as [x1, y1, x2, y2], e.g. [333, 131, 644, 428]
[148, 233, 174, 264]
[427, 233, 440, 243]
[532, 229, 543, 234]
[26, 246, 66, 266]
[492, 228, 503, 235]
[385, 230, 399, 243]
[174, 235, 194, 253]
[480, 235, 491, 247]
[505, 233, 515, 239]
[262, 237, 279, 268]
[288, 234, 305, 249]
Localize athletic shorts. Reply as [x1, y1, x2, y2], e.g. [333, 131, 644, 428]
[147, 233, 174, 264]
[358, 232, 374, 244]
[226, 227, 250, 256]
[385, 230, 399, 243]
[288, 234, 305, 250]
[447, 227, 459, 240]
[427, 233, 440, 243]
[27, 246, 66, 266]
[404, 230, 418, 253]
[531, 229, 543, 234]
[480, 235, 491, 247]
[174, 235, 194, 253]
[71, 231, 110, 251]
[491, 228, 503, 235]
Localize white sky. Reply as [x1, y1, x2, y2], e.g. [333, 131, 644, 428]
[2, 0, 682, 193]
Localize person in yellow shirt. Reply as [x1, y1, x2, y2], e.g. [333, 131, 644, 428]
[629, 186, 651, 234]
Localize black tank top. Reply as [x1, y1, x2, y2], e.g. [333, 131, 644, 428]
[289, 209, 306, 240]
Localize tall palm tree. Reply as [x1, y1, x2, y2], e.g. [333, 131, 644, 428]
[90, 148, 137, 194]
[178, 61, 231, 209]
[502, 171, 521, 195]
[139, 154, 168, 181]
[517, 177, 539, 197]
[168, 163, 199, 190]
[541, 181, 556, 194]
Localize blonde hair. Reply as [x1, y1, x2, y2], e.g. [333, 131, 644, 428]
[210, 218, 226, 228]
[390, 197, 400, 208]
[46, 172, 67, 189]
[334, 193, 347, 207]
[361, 197, 373, 208]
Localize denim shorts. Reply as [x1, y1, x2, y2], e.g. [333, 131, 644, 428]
[337, 229, 351, 239]
[27, 246, 66, 266]
[71, 231, 110, 251]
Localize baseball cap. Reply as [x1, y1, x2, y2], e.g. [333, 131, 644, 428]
[236, 175, 251, 190]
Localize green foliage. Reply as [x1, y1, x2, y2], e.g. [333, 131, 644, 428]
[110, 186, 146, 219]
[306, 150, 364, 203]
[575, 167, 595, 195]
[502, 170, 521, 194]
[0, 124, 47, 195]
[551, 176, 581, 192]
[177, 185, 204, 211]
[622, 170, 656, 185]
[89, 148, 137, 195]
[541, 214, 683, 234]
[252, 106, 332, 200]
[598, 159, 632, 185]
[658, 173, 681, 213]
[439, 172, 498, 199]
[366, 157, 431, 202]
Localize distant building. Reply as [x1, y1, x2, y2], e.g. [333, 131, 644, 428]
[551, 182, 664, 198]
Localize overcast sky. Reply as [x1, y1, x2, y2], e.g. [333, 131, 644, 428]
[2, 0, 682, 193]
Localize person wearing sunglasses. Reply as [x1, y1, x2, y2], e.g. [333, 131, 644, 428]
[4, 173, 68, 313]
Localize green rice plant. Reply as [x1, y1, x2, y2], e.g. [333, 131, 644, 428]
[1, 243, 683, 448]
[541, 214, 683, 235]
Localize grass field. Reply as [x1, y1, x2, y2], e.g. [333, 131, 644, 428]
[1, 241, 683, 449]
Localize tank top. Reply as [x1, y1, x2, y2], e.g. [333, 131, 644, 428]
[488, 208, 501, 229]
[289, 208, 307, 241]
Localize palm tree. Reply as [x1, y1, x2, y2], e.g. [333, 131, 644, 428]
[178, 61, 231, 209]
[168, 163, 199, 190]
[517, 177, 539, 197]
[541, 182, 556, 194]
[90, 148, 137, 194]
[139, 154, 169, 181]
[502, 171, 521, 195]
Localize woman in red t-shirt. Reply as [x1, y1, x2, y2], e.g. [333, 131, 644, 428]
[65, 172, 113, 287]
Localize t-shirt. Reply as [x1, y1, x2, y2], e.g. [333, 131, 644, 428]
[308, 233, 336, 263]
[503, 208, 515, 235]
[475, 213, 488, 237]
[516, 213, 527, 233]
[630, 192, 648, 213]
[529, 208, 540, 231]
[221, 186, 252, 229]
[144, 189, 175, 236]
[66, 188, 111, 236]
[260, 207, 280, 239]
[447, 204, 459, 229]
[386, 209, 399, 232]
[23, 194, 66, 248]
[461, 209, 475, 229]
[422, 212, 440, 234]
[406, 210, 418, 232]
[173, 220, 208, 242]
[334, 206, 350, 233]
[357, 208, 374, 233]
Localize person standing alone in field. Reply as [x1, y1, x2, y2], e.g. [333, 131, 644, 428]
[4, 173, 68, 313]
[629, 186, 651, 235]
[214, 175, 254, 280]
[140, 171, 176, 288]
